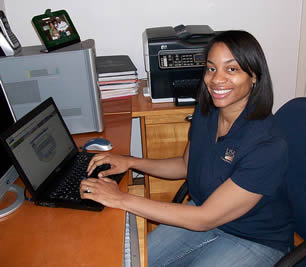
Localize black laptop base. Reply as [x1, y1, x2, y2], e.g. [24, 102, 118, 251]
[37, 151, 125, 212]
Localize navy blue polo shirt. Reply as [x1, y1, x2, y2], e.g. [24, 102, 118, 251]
[187, 104, 292, 253]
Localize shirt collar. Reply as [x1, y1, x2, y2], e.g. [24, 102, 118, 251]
[207, 99, 254, 142]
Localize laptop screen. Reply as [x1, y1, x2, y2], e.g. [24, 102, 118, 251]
[4, 102, 75, 190]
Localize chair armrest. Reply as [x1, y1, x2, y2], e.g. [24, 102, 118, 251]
[274, 241, 306, 267]
[172, 181, 189, 203]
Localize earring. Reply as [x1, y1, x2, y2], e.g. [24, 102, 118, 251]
[252, 82, 256, 89]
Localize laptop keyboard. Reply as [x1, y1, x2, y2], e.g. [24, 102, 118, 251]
[49, 151, 124, 202]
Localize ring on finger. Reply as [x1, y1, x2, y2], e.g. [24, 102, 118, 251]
[85, 186, 91, 193]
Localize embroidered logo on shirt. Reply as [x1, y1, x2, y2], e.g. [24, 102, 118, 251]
[221, 148, 236, 164]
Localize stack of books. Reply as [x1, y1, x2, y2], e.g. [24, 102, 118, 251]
[96, 55, 139, 100]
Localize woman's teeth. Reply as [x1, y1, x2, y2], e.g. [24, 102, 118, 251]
[213, 89, 232, 94]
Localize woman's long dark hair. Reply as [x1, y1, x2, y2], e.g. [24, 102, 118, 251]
[197, 30, 273, 120]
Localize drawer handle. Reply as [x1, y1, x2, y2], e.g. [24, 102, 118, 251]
[184, 114, 193, 122]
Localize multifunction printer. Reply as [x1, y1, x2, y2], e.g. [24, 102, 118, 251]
[143, 24, 216, 105]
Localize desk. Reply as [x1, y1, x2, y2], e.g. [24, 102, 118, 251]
[0, 106, 132, 267]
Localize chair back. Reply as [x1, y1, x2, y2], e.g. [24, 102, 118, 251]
[274, 97, 306, 241]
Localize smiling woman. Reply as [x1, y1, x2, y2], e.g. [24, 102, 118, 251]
[80, 30, 291, 267]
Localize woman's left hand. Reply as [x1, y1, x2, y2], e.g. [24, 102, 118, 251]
[80, 177, 125, 209]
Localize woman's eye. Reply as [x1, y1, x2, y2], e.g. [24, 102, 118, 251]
[207, 67, 216, 72]
[228, 67, 238, 72]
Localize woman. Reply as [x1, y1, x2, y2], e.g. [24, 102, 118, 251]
[80, 30, 291, 266]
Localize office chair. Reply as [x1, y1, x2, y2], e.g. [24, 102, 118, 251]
[274, 97, 306, 267]
[172, 97, 306, 266]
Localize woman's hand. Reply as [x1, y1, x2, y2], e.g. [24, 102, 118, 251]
[87, 153, 131, 177]
[80, 177, 126, 208]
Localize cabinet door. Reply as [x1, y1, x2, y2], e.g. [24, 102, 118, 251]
[145, 113, 191, 203]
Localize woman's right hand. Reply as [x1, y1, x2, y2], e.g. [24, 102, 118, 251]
[87, 153, 131, 178]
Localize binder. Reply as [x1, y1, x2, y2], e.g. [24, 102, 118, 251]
[96, 55, 137, 77]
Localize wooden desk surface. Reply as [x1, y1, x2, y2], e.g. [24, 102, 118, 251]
[0, 111, 132, 267]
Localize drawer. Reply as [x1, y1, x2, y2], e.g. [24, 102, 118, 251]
[145, 112, 193, 125]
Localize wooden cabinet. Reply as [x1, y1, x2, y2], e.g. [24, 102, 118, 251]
[145, 113, 191, 204]
[132, 87, 194, 230]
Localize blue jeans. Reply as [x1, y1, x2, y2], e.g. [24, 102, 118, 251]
[148, 202, 284, 267]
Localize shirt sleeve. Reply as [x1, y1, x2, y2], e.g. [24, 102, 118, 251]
[231, 138, 288, 196]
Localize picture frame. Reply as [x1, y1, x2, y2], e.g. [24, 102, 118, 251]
[32, 9, 80, 52]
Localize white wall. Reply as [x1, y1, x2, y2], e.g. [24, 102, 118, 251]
[296, 1, 306, 97]
[4, 0, 302, 111]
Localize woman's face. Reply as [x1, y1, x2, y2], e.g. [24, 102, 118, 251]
[204, 42, 256, 112]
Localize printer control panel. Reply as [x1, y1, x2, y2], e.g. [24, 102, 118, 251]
[158, 49, 205, 69]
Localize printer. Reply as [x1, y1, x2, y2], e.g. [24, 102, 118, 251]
[143, 24, 216, 105]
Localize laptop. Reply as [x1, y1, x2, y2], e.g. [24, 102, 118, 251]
[0, 97, 124, 211]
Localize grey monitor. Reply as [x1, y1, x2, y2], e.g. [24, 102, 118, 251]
[0, 79, 24, 218]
